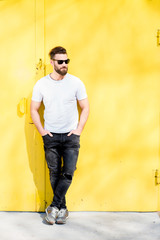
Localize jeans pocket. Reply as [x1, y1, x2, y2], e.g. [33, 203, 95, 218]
[68, 134, 80, 148]
[42, 134, 48, 138]
[42, 134, 51, 146]
[72, 133, 80, 138]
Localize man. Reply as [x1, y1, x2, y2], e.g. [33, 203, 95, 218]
[30, 46, 89, 225]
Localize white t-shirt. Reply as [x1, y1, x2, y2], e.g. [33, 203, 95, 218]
[32, 73, 87, 133]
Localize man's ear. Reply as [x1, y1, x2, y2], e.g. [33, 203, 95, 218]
[50, 59, 54, 66]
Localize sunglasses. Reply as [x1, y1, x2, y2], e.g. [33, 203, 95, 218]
[52, 59, 70, 65]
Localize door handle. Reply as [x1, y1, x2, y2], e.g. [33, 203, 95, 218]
[18, 97, 27, 115]
[18, 97, 34, 124]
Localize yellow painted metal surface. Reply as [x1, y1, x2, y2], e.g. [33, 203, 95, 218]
[44, 0, 160, 211]
[0, 0, 159, 211]
[0, 0, 37, 211]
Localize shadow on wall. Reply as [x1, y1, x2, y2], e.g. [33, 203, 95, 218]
[17, 92, 47, 212]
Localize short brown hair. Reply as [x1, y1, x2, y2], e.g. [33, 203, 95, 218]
[49, 46, 67, 59]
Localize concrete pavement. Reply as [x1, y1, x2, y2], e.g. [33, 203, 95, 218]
[0, 211, 160, 240]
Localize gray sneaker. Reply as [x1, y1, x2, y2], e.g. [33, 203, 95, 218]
[56, 208, 69, 224]
[45, 206, 59, 224]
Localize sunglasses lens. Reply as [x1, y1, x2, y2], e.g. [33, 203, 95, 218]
[65, 59, 70, 64]
[57, 60, 63, 64]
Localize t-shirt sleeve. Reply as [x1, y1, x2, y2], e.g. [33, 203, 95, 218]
[31, 81, 43, 102]
[76, 79, 87, 100]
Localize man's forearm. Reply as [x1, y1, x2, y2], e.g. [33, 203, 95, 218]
[31, 109, 44, 135]
[77, 107, 89, 133]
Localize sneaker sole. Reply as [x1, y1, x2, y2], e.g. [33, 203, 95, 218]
[56, 216, 69, 224]
[45, 216, 55, 225]
[45, 209, 56, 225]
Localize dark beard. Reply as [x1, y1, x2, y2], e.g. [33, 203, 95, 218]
[55, 66, 68, 76]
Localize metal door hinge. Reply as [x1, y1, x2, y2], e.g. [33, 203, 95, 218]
[36, 58, 43, 70]
[155, 169, 160, 185]
[157, 30, 160, 46]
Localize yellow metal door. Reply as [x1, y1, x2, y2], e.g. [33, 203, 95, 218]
[0, 0, 46, 211]
[44, 0, 160, 211]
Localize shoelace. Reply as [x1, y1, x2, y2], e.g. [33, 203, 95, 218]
[58, 209, 66, 217]
[51, 209, 58, 217]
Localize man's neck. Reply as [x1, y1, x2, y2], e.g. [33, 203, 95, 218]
[50, 72, 66, 81]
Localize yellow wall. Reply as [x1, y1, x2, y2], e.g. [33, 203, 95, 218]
[0, 0, 159, 211]
[0, 0, 36, 211]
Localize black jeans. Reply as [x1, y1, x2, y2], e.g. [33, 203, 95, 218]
[42, 132, 80, 209]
